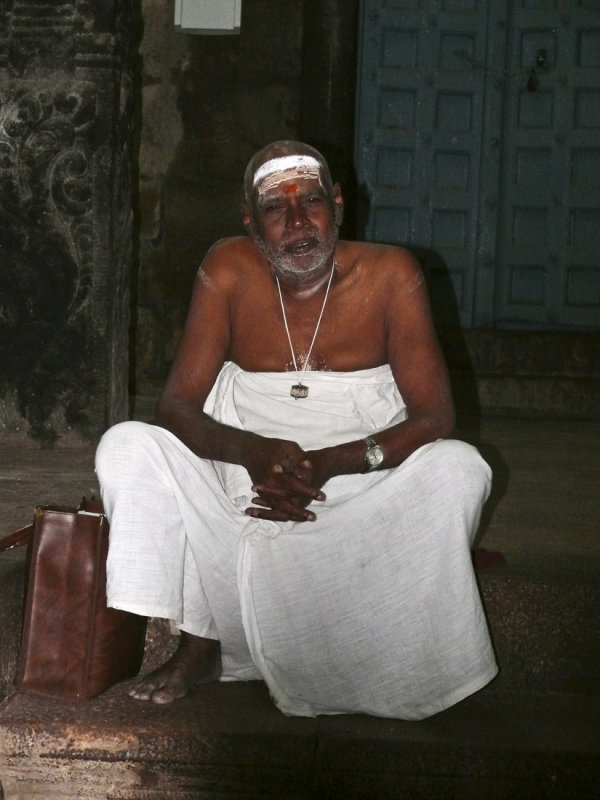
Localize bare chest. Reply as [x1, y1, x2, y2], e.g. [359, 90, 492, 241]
[228, 283, 388, 372]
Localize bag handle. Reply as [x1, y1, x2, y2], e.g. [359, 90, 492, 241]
[0, 524, 33, 553]
[0, 497, 104, 554]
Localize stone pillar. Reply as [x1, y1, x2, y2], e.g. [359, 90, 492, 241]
[0, 1, 140, 444]
[300, 0, 359, 239]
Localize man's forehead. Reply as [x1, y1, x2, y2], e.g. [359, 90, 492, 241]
[252, 154, 324, 190]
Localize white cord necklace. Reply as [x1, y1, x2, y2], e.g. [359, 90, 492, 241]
[276, 262, 335, 399]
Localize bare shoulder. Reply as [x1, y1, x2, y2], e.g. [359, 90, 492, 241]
[197, 236, 261, 282]
[203, 235, 257, 260]
[337, 240, 424, 296]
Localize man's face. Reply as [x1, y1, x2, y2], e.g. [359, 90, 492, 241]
[249, 155, 342, 283]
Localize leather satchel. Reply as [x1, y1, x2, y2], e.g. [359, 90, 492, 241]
[0, 500, 147, 701]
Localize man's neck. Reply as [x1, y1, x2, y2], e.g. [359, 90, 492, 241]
[271, 257, 336, 299]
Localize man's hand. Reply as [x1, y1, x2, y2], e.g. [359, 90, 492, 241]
[244, 443, 327, 522]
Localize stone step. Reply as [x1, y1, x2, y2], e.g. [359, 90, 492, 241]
[437, 329, 600, 419]
[0, 676, 598, 799]
[0, 560, 598, 799]
[439, 329, 600, 379]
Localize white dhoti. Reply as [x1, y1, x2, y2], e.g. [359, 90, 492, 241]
[96, 362, 497, 720]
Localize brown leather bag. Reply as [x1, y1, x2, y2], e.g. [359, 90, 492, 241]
[0, 500, 147, 701]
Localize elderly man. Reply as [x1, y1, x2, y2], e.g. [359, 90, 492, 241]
[96, 140, 497, 719]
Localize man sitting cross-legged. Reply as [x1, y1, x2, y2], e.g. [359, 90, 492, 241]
[96, 140, 497, 719]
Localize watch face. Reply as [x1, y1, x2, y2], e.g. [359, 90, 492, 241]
[367, 445, 384, 467]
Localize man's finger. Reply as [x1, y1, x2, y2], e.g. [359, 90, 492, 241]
[245, 506, 290, 521]
[253, 478, 325, 502]
[245, 505, 316, 522]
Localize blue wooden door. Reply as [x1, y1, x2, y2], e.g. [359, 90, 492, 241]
[494, 2, 600, 329]
[355, 0, 600, 330]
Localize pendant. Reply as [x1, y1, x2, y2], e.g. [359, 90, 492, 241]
[290, 383, 309, 399]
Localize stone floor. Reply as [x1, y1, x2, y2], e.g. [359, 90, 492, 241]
[1, 408, 599, 799]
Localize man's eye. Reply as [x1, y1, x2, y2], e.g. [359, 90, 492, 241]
[304, 195, 322, 206]
[263, 203, 283, 214]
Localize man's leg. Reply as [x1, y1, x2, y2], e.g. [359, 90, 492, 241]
[96, 420, 248, 703]
[233, 438, 497, 719]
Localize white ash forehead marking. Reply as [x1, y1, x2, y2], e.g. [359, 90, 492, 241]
[253, 155, 323, 193]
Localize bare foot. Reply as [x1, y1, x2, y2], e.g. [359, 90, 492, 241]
[128, 631, 221, 704]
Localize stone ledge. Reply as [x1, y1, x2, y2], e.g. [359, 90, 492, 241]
[437, 329, 600, 418]
[439, 329, 600, 377]
[0, 684, 598, 800]
[453, 374, 600, 419]
[1, 561, 599, 798]
[480, 563, 600, 695]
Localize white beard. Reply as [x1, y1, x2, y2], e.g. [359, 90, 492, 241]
[256, 227, 338, 284]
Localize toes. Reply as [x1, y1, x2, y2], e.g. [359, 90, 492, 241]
[127, 672, 165, 701]
[128, 682, 156, 701]
[150, 684, 186, 704]
[127, 676, 186, 704]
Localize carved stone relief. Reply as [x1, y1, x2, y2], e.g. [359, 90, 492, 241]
[0, 0, 139, 444]
[0, 81, 97, 442]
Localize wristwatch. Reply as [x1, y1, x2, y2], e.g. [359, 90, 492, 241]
[363, 436, 384, 471]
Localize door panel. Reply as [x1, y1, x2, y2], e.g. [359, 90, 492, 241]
[355, 0, 600, 330]
[495, 3, 600, 328]
[356, 0, 489, 326]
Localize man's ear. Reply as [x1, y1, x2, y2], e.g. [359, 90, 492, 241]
[240, 203, 252, 229]
[332, 183, 344, 227]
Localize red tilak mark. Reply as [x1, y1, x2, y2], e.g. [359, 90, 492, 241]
[284, 183, 300, 194]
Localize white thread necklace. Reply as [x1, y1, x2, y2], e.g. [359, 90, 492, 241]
[276, 262, 335, 399]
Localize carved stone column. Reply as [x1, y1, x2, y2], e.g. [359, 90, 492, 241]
[300, 0, 359, 239]
[0, 1, 140, 444]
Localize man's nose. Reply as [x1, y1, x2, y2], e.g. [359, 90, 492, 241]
[286, 202, 308, 228]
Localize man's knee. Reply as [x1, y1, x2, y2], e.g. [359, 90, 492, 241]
[95, 420, 157, 483]
[426, 439, 492, 503]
